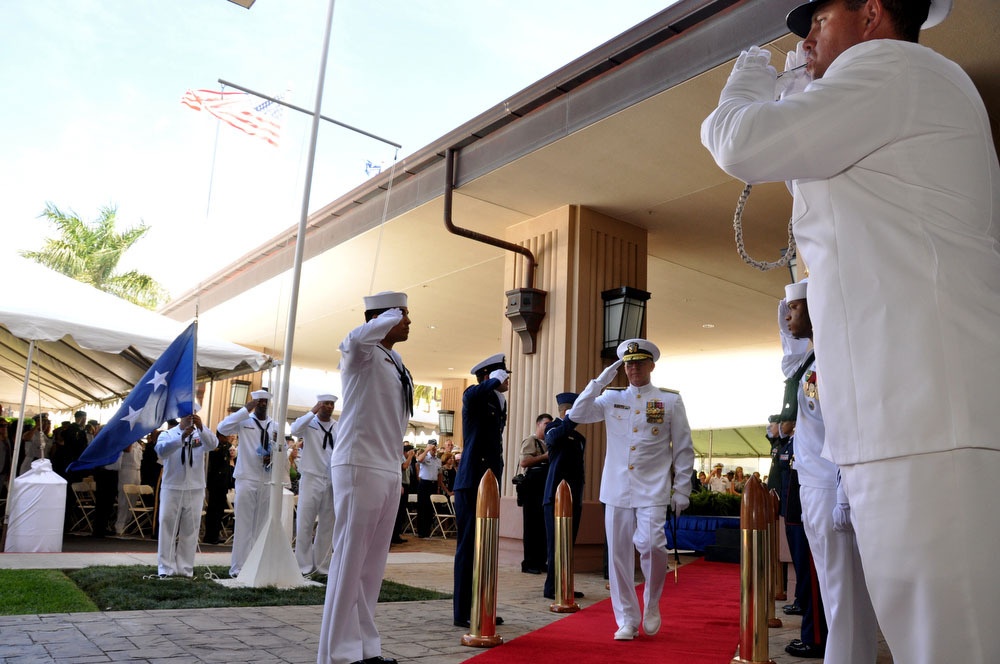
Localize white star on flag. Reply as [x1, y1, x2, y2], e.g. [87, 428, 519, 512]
[147, 370, 170, 390]
[122, 405, 146, 430]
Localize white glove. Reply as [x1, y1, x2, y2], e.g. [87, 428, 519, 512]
[596, 359, 623, 386]
[489, 369, 509, 383]
[734, 45, 774, 73]
[777, 41, 812, 100]
[778, 299, 793, 338]
[671, 492, 690, 515]
[832, 473, 853, 532]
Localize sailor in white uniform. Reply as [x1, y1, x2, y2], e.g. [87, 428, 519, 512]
[217, 388, 278, 577]
[317, 292, 411, 664]
[568, 339, 695, 641]
[290, 394, 338, 576]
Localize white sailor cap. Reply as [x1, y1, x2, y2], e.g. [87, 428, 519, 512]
[317, 394, 338, 403]
[471, 353, 507, 375]
[251, 389, 270, 400]
[784, 279, 808, 302]
[617, 338, 660, 362]
[363, 291, 407, 311]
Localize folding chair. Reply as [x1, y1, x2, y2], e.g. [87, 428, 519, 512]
[221, 489, 235, 545]
[70, 479, 97, 534]
[123, 484, 156, 538]
[405, 493, 418, 535]
[430, 493, 456, 539]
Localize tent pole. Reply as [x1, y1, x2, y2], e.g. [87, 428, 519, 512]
[708, 429, 714, 472]
[3, 340, 36, 544]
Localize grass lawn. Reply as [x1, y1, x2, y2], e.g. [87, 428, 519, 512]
[0, 566, 450, 615]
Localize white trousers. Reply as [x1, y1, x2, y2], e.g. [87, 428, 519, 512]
[231, 478, 270, 576]
[842, 449, 1000, 664]
[799, 484, 877, 664]
[295, 472, 335, 575]
[157, 487, 204, 577]
[317, 465, 397, 664]
[605, 504, 668, 631]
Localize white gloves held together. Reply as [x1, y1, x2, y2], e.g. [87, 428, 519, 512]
[732, 42, 813, 101]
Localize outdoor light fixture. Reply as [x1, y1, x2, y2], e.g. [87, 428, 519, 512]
[601, 286, 651, 359]
[780, 247, 799, 283]
[438, 410, 455, 437]
[229, 380, 251, 411]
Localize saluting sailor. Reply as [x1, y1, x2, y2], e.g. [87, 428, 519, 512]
[568, 339, 694, 642]
[290, 393, 339, 576]
[318, 291, 411, 664]
[217, 388, 278, 577]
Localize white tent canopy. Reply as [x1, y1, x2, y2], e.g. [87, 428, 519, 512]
[0, 256, 270, 412]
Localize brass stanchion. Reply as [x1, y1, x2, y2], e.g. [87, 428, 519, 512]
[731, 476, 775, 664]
[549, 480, 580, 613]
[461, 468, 504, 648]
[770, 489, 786, 602]
[766, 489, 782, 628]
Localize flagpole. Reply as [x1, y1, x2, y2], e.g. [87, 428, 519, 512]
[2, 340, 36, 546]
[234, 0, 338, 589]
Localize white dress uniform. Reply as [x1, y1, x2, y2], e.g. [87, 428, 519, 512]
[155, 423, 218, 577]
[702, 34, 1000, 663]
[780, 290, 877, 664]
[290, 410, 337, 575]
[569, 346, 694, 638]
[318, 302, 411, 664]
[113, 442, 143, 535]
[217, 406, 278, 576]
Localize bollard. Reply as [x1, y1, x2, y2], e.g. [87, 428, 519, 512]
[461, 468, 504, 648]
[766, 489, 782, 628]
[549, 480, 580, 613]
[731, 476, 775, 664]
[770, 489, 786, 602]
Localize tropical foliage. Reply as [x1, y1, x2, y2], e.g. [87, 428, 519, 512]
[20, 203, 168, 309]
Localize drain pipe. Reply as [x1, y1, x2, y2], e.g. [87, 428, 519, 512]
[444, 148, 546, 354]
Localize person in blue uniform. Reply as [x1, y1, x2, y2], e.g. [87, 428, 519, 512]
[452, 352, 509, 628]
[542, 392, 587, 600]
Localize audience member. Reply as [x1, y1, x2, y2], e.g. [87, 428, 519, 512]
[518, 413, 551, 575]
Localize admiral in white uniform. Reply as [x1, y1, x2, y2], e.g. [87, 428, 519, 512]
[217, 388, 278, 577]
[317, 292, 411, 664]
[702, 2, 1000, 660]
[568, 339, 694, 641]
[155, 411, 218, 577]
[780, 280, 876, 662]
[290, 393, 338, 576]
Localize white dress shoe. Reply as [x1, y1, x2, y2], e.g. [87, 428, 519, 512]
[643, 607, 661, 635]
[614, 624, 638, 641]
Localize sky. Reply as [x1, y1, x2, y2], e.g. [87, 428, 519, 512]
[1, 0, 676, 298]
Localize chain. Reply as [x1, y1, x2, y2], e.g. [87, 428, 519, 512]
[733, 183, 797, 272]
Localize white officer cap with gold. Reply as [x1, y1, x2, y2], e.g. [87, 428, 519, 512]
[316, 394, 338, 403]
[471, 353, 507, 376]
[363, 291, 407, 310]
[617, 338, 660, 362]
[784, 279, 808, 302]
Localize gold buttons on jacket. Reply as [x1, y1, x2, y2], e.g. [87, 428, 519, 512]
[629, 465, 634, 470]
[633, 427, 638, 433]
[634, 410, 640, 414]
[630, 446, 636, 451]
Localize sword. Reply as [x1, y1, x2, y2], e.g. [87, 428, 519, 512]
[668, 505, 681, 584]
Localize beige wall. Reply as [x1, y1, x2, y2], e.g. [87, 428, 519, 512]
[493, 205, 647, 565]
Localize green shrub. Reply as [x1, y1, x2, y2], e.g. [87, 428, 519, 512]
[685, 489, 741, 516]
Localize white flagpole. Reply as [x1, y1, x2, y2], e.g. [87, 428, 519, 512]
[2, 341, 36, 542]
[234, 0, 337, 589]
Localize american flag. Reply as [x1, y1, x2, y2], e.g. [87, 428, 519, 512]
[181, 89, 284, 147]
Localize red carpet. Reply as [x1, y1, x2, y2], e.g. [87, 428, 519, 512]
[468, 559, 740, 664]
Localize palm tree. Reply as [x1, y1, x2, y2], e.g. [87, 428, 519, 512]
[20, 203, 169, 309]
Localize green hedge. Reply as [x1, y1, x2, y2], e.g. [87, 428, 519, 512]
[685, 489, 741, 516]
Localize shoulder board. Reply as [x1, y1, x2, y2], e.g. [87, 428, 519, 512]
[659, 387, 680, 395]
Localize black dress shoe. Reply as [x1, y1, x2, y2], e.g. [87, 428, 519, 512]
[522, 567, 543, 574]
[785, 641, 824, 658]
[574, 591, 584, 598]
[782, 603, 803, 615]
[543, 592, 555, 600]
[390, 537, 407, 544]
[454, 616, 504, 627]
[363, 657, 398, 664]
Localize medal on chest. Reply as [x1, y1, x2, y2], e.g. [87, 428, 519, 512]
[646, 400, 665, 424]
[803, 370, 818, 400]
